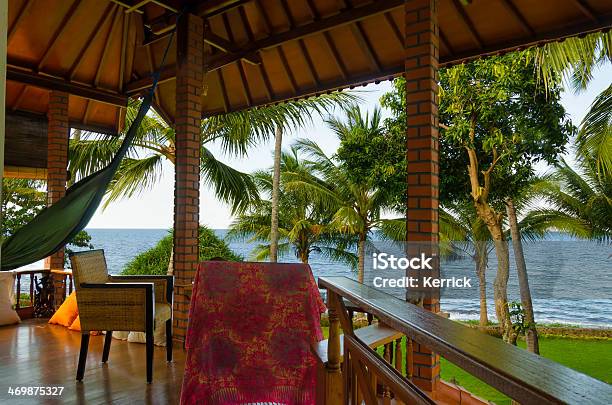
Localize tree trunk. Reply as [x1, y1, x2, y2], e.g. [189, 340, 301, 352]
[474, 240, 489, 328]
[357, 233, 366, 283]
[505, 197, 539, 354]
[269, 126, 283, 263]
[491, 237, 516, 344]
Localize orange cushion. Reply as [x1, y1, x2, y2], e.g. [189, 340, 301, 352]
[48, 291, 78, 327]
[68, 315, 81, 331]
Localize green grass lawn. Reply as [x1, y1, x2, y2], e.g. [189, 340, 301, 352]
[321, 326, 611, 404]
[441, 337, 612, 404]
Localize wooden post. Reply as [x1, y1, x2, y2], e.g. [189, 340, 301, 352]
[0, 0, 7, 266]
[173, 13, 204, 341]
[322, 291, 343, 405]
[405, 0, 441, 394]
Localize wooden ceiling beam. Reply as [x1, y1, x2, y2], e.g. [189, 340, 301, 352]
[207, 0, 403, 70]
[216, 70, 230, 113]
[439, 29, 455, 56]
[450, 0, 484, 49]
[222, 13, 252, 107]
[279, 0, 320, 87]
[119, 13, 130, 92]
[323, 32, 348, 80]
[67, 3, 117, 81]
[8, 0, 32, 43]
[350, 22, 381, 71]
[11, 85, 28, 112]
[37, 0, 81, 71]
[238, 5, 274, 101]
[570, 0, 598, 22]
[277, 47, 298, 94]
[498, 0, 535, 37]
[192, 0, 251, 18]
[7, 66, 128, 107]
[384, 12, 403, 46]
[440, 14, 612, 66]
[127, 0, 404, 92]
[204, 29, 261, 65]
[95, 8, 122, 87]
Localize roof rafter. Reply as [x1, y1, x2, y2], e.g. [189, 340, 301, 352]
[498, 0, 535, 37]
[238, 5, 274, 101]
[350, 21, 381, 71]
[222, 13, 252, 106]
[37, 0, 82, 71]
[570, 0, 598, 22]
[7, 66, 127, 107]
[8, 0, 32, 43]
[67, 3, 117, 81]
[94, 7, 122, 87]
[449, 0, 484, 49]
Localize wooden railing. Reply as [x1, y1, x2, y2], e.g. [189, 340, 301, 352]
[319, 276, 612, 405]
[13, 269, 73, 319]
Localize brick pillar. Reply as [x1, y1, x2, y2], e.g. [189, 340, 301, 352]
[45, 91, 69, 307]
[405, 0, 440, 394]
[173, 13, 203, 340]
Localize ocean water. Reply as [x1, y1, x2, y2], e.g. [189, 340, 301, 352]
[27, 229, 612, 328]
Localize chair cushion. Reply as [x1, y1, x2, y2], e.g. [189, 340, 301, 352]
[126, 303, 171, 347]
[48, 291, 79, 327]
[67, 316, 101, 335]
[0, 272, 20, 326]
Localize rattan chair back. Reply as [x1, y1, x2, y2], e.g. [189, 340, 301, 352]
[70, 250, 110, 290]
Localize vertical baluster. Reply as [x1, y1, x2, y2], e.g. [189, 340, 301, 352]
[406, 338, 414, 380]
[343, 332, 350, 405]
[326, 291, 343, 405]
[16, 274, 22, 310]
[69, 274, 73, 294]
[382, 344, 392, 405]
[395, 338, 404, 405]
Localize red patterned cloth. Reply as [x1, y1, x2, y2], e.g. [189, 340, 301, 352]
[180, 261, 326, 405]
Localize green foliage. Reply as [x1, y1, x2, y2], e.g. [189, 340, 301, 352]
[335, 107, 406, 212]
[439, 51, 574, 204]
[121, 226, 242, 276]
[64, 231, 95, 265]
[1, 179, 46, 239]
[526, 154, 612, 242]
[532, 32, 612, 176]
[381, 52, 574, 207]
[508, 301, 535, 336]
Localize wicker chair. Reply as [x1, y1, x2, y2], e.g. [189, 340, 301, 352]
[69, 249, 174, 383]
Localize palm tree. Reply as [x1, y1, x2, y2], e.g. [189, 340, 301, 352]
[286, 107, 397, 282]
[526, 154, 612, 241]
[69, 93, 356, 213]
[533, 31, 612, 175]
[228, 147, 357, 267]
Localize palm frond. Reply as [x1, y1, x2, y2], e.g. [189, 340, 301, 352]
[103, 154, 164, 208]
[200, 147, 260, 214]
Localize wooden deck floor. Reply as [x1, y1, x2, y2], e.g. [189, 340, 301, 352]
[0, 319, 184, 404]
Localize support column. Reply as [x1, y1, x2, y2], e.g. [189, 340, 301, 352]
[173, 13, 203, 340]
[405, 0, 440, 394]
[45, 91, 69, 307]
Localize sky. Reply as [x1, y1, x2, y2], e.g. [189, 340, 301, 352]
[86, 65, 611, 230]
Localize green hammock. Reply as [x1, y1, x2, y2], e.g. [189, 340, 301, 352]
[1, 93, 154, 271]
